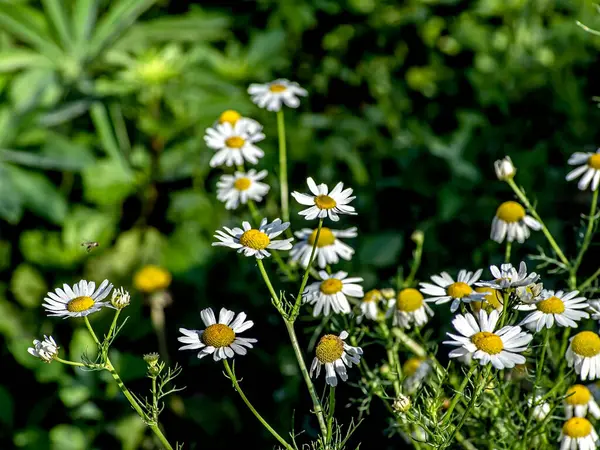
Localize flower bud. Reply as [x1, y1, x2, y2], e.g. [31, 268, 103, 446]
[380, 288, 396, 300]
[494, 156, 516, 181]
[411, 230, 424, 245]
[111, 287, 131, 309]
[393, 394, 411, 413]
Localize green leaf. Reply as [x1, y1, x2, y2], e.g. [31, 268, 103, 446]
[9, 68, 61, 113]
[0, 240, 10, 271]
[0, 384, 14, 427]
[61, 205, 118, 250]
[14, 427, 50, 450]
[10, 263, 47, 308]
[0, 164, 24, 224]
[42, 0, 73, 50]
[89, 102, 131, 174]
[0, 50, 51, 73]
[49, 425, 87, 450]
[20, 230, 81, 269]
[72, 0, 97, 58]
[58, 384, 90, 408]
[358, 233, 404, 267]
[82, 158, 136, 206]
[114, 414, 146, 450]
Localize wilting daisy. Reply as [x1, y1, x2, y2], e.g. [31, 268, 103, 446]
[204, 120, 265, 168]
[443, 309, 533, 369]
[559, 417, 598, 450]
[27, 335, 58, 363]
[490, 201, 541, 244]
[248, 79, 307, 112]
[216, 170, 270, 210]
[477, 262, 540, 290]
[387, 288, 434, 329]
[419, 269, 486, 313]
[403, 357, 431, 394]
[290, 227, 357, 268]
[178, 307, 256, 361]
[565, 385, 600, 419]
[516, 282, 544, 305]
[494, 156, 517, 181]
[356, 289, 383, 323]
[213, 218, 293, 259]
[566, 149, 600, 191]
[527, 394, 551, 421]
[566, 331, 600, 381]
[303, 271, 364, 317]
[42, 279, 114, 318]
[213, 110, 263, 138]
[310, 331, 363, 387]
[517, 290, 589, 332]
[291, 178, 356, 222]
[470, 287, 503, 314]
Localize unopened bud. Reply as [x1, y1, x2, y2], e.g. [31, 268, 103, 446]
[393, 394, 411, 413]
[411, 230, 424, 245]
[494, 156, 516, 181]
[380, 288, 396, 300]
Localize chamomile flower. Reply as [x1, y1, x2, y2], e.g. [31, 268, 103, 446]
[213, 218, 293, 259]
[291, 178, 356, 222]
[443, 309, 533, 369]
[477, 262, 540, 290]
[310, 331, 363, 387]
[204, 120, 265, 168]
[566, 149, 600, 191]
[516, 290, 589, 332]
[303, 271, 364, 317]
[27, 335, 58, 363]
[213, 110, 263, 138]
[403, 358, 432, 394]
[566, 331, 600, 381]
[494, 156, 517, 181]
[516, 282, 544, 305]
[527, 394, 551, 421]
[490, 201, 541, 244]
[419, 269, 486, 313]
[178, 307, 256, 361]
[216, 170, 270, 210]
[248, 79, 307, 112]
[42, 279, 114, 318]
[386, 288, 434, 329]
[290, 227, 357, 268]
[559, 417, 598, 450]
[357, 289, 383, 323]
[565, 385, 600, 419]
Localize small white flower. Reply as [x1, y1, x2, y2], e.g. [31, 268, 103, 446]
[566, 149, 600, 191]
[443, 309, 533, 370]
[357, 289, 383, 323]
[303, 271, 364, 317]
[494, 156, 517, 181]
[310, 331, 362, 387]
[403, 358, 431, 394]
[42, 279, 114, 318]
[516, 290, 589, 332]
[204, 120, 265, 168]
[566, 331, 600, 381]
[386, 288, 434, 329]
[559, 417, 598, 450]
[477, 262, 539, 290]
[216, 170, 270, 210]
[290, 226, 357, 268]
[248, 79, 308, 112]
[178, 307, 256, 361]
[527, 394, 550, 422]
[491, 201, 541, 244]
[291, 177, 356, 222]
[111, 287, 131, 309]
[212, 218, 293, 259]
[213, 110, 263, 139]
[419, 269, 486, 313]
[516, 282, 544, 305]
[565, 384, 600, 419]
[27, 335, 58, 363]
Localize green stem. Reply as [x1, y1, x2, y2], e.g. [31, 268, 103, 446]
[504, 241, 512, 264]
[326, 386, 336, 446]
[84, 316, 101, 346]
[105, 310, 122, 345]
[579, 267, 600, 291]
[54, 356, 86, 367]
[256, 259, 282, 310]
[498, 292, 511, 328]
[291, 219, 323, 320]
[571, 187, 599, 286]
[276, 109, 290, 224]
[404, 233, 424, 288]
[442, 364, 476, 426]
[535, 329, 550, 384]
[152, 375, 159, 423]
[381, 323, 402, 396]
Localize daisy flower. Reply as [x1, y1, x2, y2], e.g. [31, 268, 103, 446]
[403, 357, 431, 394]
[178, 307, 256, 361]
[470, 287, 503, 314]
[490, 201, 541, 244]
[494, 156, 516, 181]
[565, 385, 600, 419]
[419, 269, 486, 313]
[566, 149, 600, 191]
[290, 226, 357, 268]
[310, 331, 363, 387]
[291, 178, 356, 222]
[356, 289, 383, 323]
[204, 120, 265, 168]
[443, 309, 533, 370]
[477, 262, 539, 290]
[559, 417, 598, 450]
[516, 290, 589, 333]
[248, 79, 307, 112]
[386, 288, 434, 329]
[303, 271, 364, 317]
[516, 282, 544, 305]
[213, 110, 263, 138]
[216, 170, 270, 210]
[27, 335, 58, 363]
[42, 279, 114, 318]
[527, 394, 551, 422]
[213, 218, 293, 259]
[566, 331, 600, 381]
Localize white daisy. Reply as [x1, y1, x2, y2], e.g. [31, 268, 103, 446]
[216, 169, 270, 210]
[27, 335, 58, 363]
[566, 331, 600, 381]
[494, 156, 516, 181]
[42, 279, 114, 318]
[559, 417, 598, 450]
[477, 261, 540, 290]
[204, 120, 265, 168]
[443, 309, 533, 370]
[566, 149, 600, 191]
[247, 79, 308, 112]
[491, 201, 541, 244]
[516, 282, 544, 305]
[403, 357, 431, 394]
[289, 226, 357, 268]
[213, 110, 263, 139]
[291, 177, 356, 222]
[565, 385, 600, 419]
[356, 289, 383, 323]
[419, 269, 486, 313]
[516, 290, 589, 333]
[527, 394, 551, 422]
[310, 331, 363, 387]
[212, 218, 293, 259]
[386, 288, 434, 329]
[178, 307, 256, 361]
[303, 271, 364, 317]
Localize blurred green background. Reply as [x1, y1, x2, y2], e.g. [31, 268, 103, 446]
[1, 0, 600, 449]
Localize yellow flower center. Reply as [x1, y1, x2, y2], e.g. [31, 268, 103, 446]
[471, 287, 503, 313]
[320, 278, 343, 295]
[239, 229, 270, 250]
[225, 136, 245, 148]
[66, 296, 95, 312]
[219, 110, 241, 125]
[403, 357, 424, 377]
[396, 288, 424, 312]
[234, 177, 252, 191]
[201, 324, 235, 348]
[471, 331, 504, 355]
[571, 331, 600, 357]
[536, 296, 565, 314]
[447, 282, 473, 299]
[315, 335, 344, 363]
[566, 385, 592, 406]
[134, 265, 172, 293]
[269, 83, 287, 93]
[588, 154, 600, 170]
[308, 227, 336, 247]
[563, 417, 592, 438]
[363, 289, 382, 303]
[314, 195, 337, 210]
[496, 201, 526, 223]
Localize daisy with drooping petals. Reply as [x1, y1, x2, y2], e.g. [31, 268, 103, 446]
[42, 279, 114, 318]
[303, 271, 364, 317]
[290, 227, 357, 268]
[566, 331, 600, 381]
[28, 335, 58, 363]
[559, 417, 598, 450]
[443, 309, 533, 369]
[178, 307, 256, 361]
[386, 288, 434, 329]
[566, 149, 600, 191]
[291, 178, 356, 222]
[477, 261, 539, 290]
[310, 331, 363, 387]
[213, 218, 293, 259]
[565, 385, 600, 419]
[248, 79, 308, 112]
[356, 289, 383, 323]
[216, 170, 270, 210]
[516, 290, 589, 333]
[204, 120, 265, 168]
[490, 201, 541, 244]
[419, 269, 486, 313]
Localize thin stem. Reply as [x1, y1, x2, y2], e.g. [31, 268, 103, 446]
[498, 292, 511, 328]
[504, 241, 512, 264]
[276, 109, 290, 224]
[292, 219, 323, 319]
[152, 375, 159, 423]
[105, 309, 122, 345]
[404, 233, 424, 287]
[579, 267, 600, 291]
[54, 356, 86, 367]
[535, 329, 550, 384]
[380, 323, 401, 396]
[326, 386, 336, 445]
[256, 259, 281, 308]
[84, 316, 101, 346]
[247, 199, 262, 225]
[442, 364, 476, 426]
